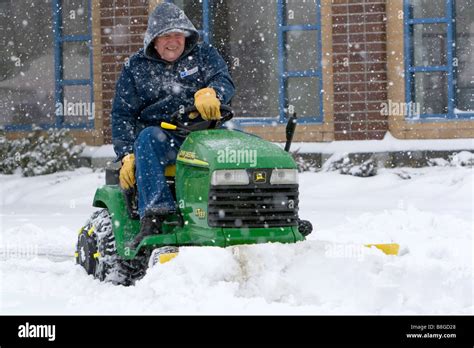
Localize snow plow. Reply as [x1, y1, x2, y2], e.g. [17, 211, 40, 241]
[75, 106, 397, 286]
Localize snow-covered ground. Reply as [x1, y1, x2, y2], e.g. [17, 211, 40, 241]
[0, 166, 472, 314]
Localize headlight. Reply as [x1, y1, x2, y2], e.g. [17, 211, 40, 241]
[270, 169, 298, 184]
[211, 170, 249, 186]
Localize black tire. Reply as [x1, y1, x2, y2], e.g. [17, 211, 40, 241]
[76, 209, 148, 286]
[298, 219, 313, 237]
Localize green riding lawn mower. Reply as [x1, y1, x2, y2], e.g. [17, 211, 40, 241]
[75, 106, 398, 286]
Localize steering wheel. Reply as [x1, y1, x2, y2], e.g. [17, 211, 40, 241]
[168, 105, 234, 132]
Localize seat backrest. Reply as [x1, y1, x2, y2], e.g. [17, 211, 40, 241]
[105, 168, 120, 185]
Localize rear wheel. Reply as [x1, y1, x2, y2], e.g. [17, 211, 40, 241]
[76, 209, 148, 286]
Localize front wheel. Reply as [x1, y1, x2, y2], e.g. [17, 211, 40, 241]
[298, 219, 313, 237]
[76, 209, 147, 286]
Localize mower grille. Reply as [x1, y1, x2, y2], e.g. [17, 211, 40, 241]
[208, 184, 299, 228]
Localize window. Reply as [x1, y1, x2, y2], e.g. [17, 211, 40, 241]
[166, 0, 205, 40]
[54, 0, 94, 129]
[0, 0, 93, 130]
[404, 0, 474, 120]
[0, 0, 55, 128]
[170, 0, 324, 125]
[212, 0, 280, 119]
[455, 0, 474, 114]
[279, 0, 323, 123]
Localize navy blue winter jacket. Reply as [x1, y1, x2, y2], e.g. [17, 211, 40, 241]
[111, 2, 235, 161]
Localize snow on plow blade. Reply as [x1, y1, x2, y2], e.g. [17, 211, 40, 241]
[158, 252, 178, 264]
[364, 243, 400, 256]
[148, 246, 179, 268]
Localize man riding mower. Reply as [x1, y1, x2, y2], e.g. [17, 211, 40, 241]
[76, 105, 313, 285]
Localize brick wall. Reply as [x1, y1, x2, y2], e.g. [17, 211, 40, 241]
[97, 0, 390, 144]
[99, 0, 149, 143]
[331, 0, 389, 140]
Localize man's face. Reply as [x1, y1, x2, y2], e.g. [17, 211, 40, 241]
[154, 32, 186, 62]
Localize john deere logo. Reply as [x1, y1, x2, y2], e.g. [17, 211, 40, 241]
[178, 150, 195, 160]
[253, 171, 266, 183]
[195, 208, 206, 219]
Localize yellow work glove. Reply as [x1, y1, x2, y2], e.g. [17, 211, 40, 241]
[191, 87, 221, 121]
[119, 154, 136, 190]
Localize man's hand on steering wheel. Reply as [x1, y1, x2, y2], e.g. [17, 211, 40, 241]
[190, 87, 221, 121]
[164, 105, 233, 133]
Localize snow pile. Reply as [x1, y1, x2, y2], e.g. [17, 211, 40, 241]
[79, 144, 115, 159]
[0, 167, 472, 314]
[449, 151, 474, 167]
[429, 151, 474, 167]
[1, 236, 470, 314]
[0, 168, 103, 257]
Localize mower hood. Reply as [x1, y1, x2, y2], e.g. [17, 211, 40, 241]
[177, 129, 297, 171]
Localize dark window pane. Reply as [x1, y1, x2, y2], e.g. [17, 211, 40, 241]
[63, 41, 90, 80]
[172, 0, 202, 30]
[285, 0, 317, 25]
[286, 30, 319, 71]
[412, 24, 447, 66]
[287, 77, 320, 117]
[409, 0, 445, 18]
[62, 0, 89, 36]
[212, 0, 279, 118]
[413, 72, 448, 115]
[0, 0, 55, 126]
[63, 85, 92, 125]
[455, 0, 474, 112]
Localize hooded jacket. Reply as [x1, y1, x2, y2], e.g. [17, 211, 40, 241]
[111, 2, 235, 161]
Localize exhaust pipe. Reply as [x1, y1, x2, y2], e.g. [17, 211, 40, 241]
[284, 112, 297, 152]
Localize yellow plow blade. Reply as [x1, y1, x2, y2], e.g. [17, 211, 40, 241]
[159, 252, 178, 264]
[148, 247, 179, 267]
[365, 243, 400, 256]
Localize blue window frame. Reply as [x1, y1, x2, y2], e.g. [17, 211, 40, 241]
[168, 0, 324, 125]
[4, 0, 94, 131]
[277, 0, 323, 125]
[404, 0, 474, 120]
[52, 0, 94, 130]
